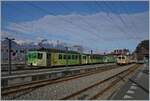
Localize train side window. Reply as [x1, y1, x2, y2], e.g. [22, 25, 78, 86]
[59, 54, 62, 59]
[74, 55, 76, 60]
[68, 55, 71, 59]
[38, 53, 43, 59]
[83, 56, 86, 59]
[93, 56, 95, 59]
[75, 55, 78, 59]
[64, 55, 66, 59]
[72, 55, 75, 60]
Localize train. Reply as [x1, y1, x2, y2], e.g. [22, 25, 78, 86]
[27, 48, 116, 68]
[116, 54, 136, 65]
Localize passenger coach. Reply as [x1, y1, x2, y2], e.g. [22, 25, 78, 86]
[27, 48, 116, 68]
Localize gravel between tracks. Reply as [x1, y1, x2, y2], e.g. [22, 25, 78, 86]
[2, 64, 135, 100]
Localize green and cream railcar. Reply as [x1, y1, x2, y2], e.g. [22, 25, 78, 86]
[27, 51, 48, 67]
[51, 52, 80, 66]
[103, 55, 116, 63]
[81, 54, 88, 64]
[27, 49, 81, 67]
[27, 49, 117, 68]
[90, 54, 104, 64]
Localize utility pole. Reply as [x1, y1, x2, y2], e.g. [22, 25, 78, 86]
[5, 37, 15, 75]
[65, 46, 68, 67]
[91, 50, 93, 64]
[24, 48, 27, 67]
[38, 39, 47, 49]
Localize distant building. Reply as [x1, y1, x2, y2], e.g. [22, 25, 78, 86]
[135, 40, 149, 60]
[1, 39, 26, 64]
[111, 49, 130, 56]
[72, 45, 84, 53]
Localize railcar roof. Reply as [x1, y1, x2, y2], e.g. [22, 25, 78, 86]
[28, 48, 113, 56]
[28, 48, 80, 54]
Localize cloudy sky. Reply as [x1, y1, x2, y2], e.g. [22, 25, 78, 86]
[1, 1, 149, 52]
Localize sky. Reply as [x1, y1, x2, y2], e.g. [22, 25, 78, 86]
[1, 1, 149, 53]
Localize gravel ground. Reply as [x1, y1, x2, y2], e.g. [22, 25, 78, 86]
[70, 65, 141, 100]
[97, 65, 142, 100]
[2, 64, 136, 100]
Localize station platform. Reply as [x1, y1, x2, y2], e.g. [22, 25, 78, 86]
[111, 63, 149, 100]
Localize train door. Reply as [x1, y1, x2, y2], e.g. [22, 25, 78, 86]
[47, 52, 51, 67]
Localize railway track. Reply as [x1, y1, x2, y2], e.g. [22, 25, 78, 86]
[60, 64, 141, 100]
[2, 64, 121, 97]
[2, 63, 115, 76]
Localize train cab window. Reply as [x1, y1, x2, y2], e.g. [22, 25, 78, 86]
[12, 52, 16, 56]
[38, 53, 43, 59]
[122, 57, 125, 59]
[59, 54, 62, 59]
[29, 53, 36, 58]
[118, 57, 121, 59]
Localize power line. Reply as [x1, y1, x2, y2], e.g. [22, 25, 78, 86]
[26, 2, 104, 41]
[121, 2, 139, 36]
[6, 3, 90, 46]
[95, 1, 129, 38]
[58, 2, 107, 40]
[103, 2, 139, 40]
[103, 2, 129, 36]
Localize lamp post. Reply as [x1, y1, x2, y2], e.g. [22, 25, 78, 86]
[5, 37, 15, 75]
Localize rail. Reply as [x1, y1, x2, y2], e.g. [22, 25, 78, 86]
[60, 64, 141, 100]
[2, 65, 120, 96]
